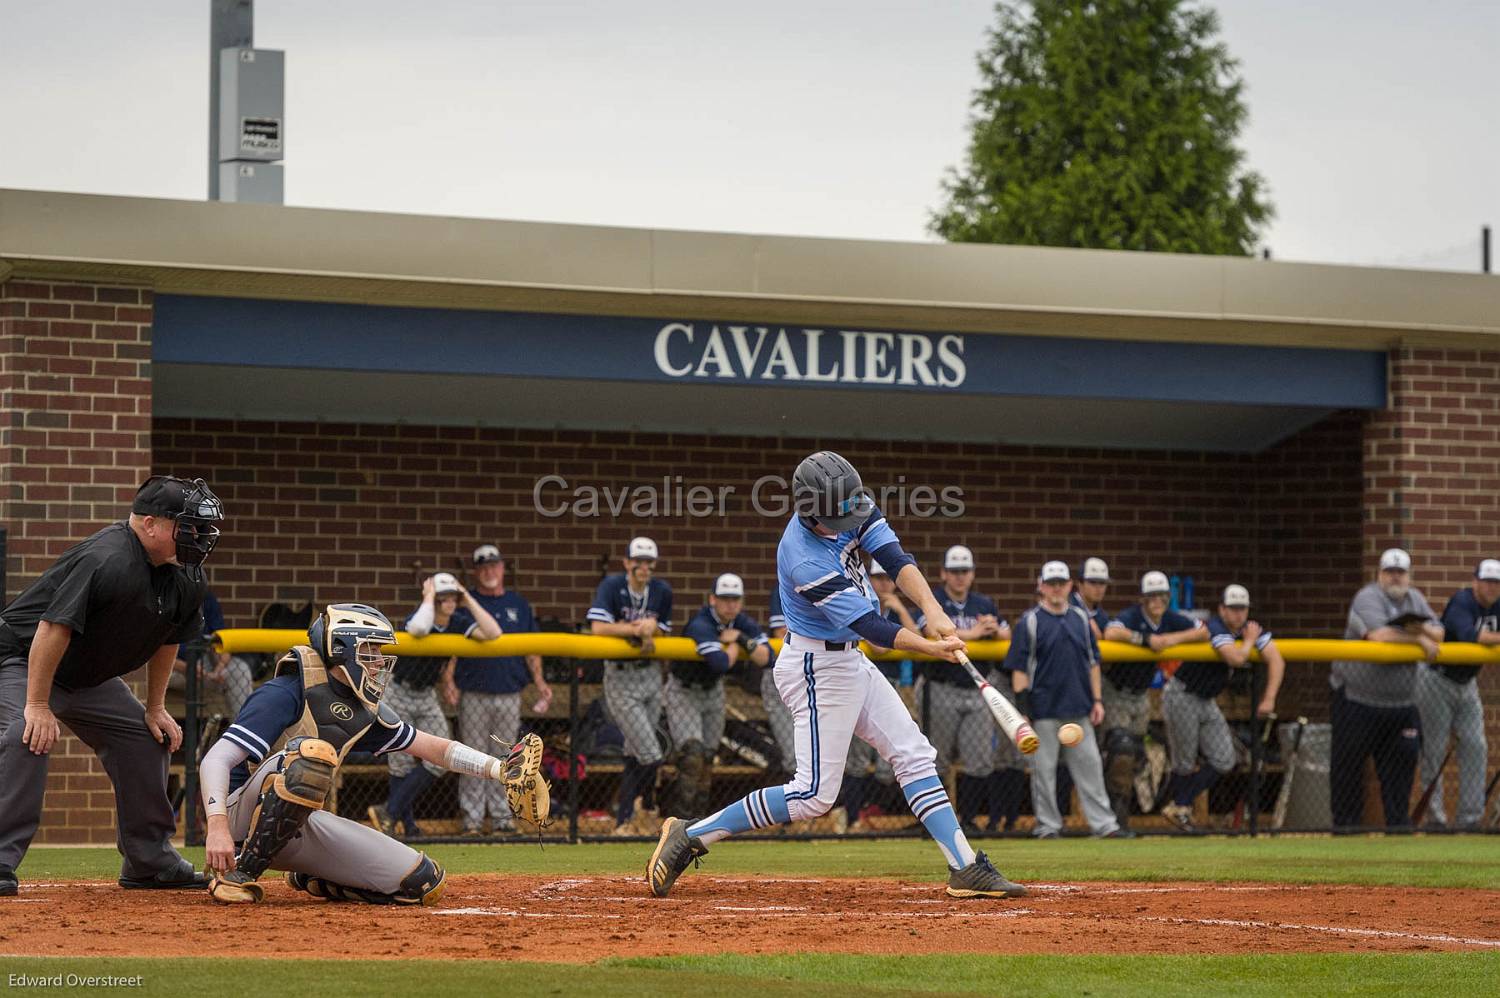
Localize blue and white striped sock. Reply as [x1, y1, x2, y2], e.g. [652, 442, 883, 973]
[903, 775, 976, 869]
[688, 786, 790, 846]
[687, 786, 792, 840]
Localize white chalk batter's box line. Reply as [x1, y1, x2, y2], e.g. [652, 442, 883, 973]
[1139, 916, 1500, 950]
[434, 907, 1033, 920]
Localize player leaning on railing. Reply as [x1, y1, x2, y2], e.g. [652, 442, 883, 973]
[200, 603, 548, 905]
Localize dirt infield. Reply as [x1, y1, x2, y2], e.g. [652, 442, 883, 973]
[3, 876, 1499, 960]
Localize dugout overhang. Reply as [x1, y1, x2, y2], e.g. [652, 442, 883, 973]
[6, 188, 1500, 452]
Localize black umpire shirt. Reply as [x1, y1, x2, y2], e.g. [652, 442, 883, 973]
[0, 521, 206, 690]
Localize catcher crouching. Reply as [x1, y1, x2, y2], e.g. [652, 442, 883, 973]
[199, 603, 549, 904]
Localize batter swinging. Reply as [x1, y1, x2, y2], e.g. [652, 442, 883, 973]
[647, 452, 1026, 900]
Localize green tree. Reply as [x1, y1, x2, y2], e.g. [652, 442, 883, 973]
[931, 0, 1272, 254]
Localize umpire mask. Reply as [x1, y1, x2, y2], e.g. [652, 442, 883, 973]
[308, 603, 398, 711]
[132, 476, 225, 571]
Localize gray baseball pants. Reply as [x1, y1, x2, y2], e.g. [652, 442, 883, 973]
[228, 750, 421, 893]
[1030, 717, 1118, 836]
[603, 662, 664, 765]
[1415, 665, 1489, 827]
[1162, 678, 1236, 775]
[0, 660, 186, 879]
[457, 690, 520, 830]
[383, 681, 448, 779]
[664, 675, 725, 752]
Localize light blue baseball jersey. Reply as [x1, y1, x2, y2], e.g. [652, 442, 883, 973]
[776, 510, 899, 641]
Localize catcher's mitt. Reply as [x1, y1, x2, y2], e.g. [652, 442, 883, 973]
[493, 733, 552, 834]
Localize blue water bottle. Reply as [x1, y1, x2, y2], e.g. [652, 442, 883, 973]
[1169, 574, 1181, 612]
[1183, 575, 1195, 611]
[899, 660, 914, 686]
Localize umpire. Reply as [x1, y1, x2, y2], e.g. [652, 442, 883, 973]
[0, 476, 224, 896]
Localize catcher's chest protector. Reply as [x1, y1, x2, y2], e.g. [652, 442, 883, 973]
[275, 646, 382, 763]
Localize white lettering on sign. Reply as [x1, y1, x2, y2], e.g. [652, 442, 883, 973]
[240, 117, 282, 155]
[652, 323, 966, 389]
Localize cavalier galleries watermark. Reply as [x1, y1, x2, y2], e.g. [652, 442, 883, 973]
[532, 475, 964, 520]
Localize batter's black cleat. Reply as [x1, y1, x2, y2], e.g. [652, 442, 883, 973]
[946, 852, 1027, 899]
[0, 866, 16, 897]
[647, 816, 707, 898]
[119, 860, 210, 890]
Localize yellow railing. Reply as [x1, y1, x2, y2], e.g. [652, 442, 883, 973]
[211, 630, 1500, 665]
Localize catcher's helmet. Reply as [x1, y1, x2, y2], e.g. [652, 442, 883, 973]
[792, 450, 875, 533]
[132, 476, 224, 571]
[308, 603, 397, 709]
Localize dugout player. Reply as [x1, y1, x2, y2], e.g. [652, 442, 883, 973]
[0, 476, 224, 897]
[1330, 548, 1440, 831]
[1072, 558, 1113, 639]
[202, 602, 543, 904]
[648, 451, 1024, 900]
[1005, 561, 1124, 838]
[369, 572, 501, 838]
[1102, 571, 1208, 829]
[1415, 559, 1499, 830]
[666, 573, 772, 817]
[918, 545, 1013, 833]
[1159, 584, 1285, 832]
[451, 545, 549, 835]
[589, 536, 673, 834]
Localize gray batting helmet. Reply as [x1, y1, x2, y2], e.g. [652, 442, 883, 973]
[792, 451, 875, 532]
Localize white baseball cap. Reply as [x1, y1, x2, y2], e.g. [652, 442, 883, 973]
[1222, 584, 1251, 608]
[1082, 557, 1110, 583]
[1379, 548, 1411, 572]
[472, 543, 502, 566]
[627, 536, 659, 560]
[868, 560, 888, 576]
[431, 572, 461, 595]
[1141, 571, 1171, 595]
[1477, 559, 1500, 582]
[944, 545, 975, 571]
[1040, 560, 1070, 583]
[713, 572, 745, 597]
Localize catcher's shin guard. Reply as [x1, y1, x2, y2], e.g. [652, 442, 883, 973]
[287, 854, 446, 906]
[209, 737, 337, 904]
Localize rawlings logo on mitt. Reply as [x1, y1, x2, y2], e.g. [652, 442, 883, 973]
[493, 732, 552, 834]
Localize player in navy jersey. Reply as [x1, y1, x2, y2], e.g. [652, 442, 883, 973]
[648, 451, 1024, 900]
[1102, 571, 1207, 829]
[1159, 584, 1284, 831]
[918, 545, 1015, 833]
[201, 603, 541, 905]
[588, 537, 673, 834]
[1070, 557, 1113, 639]
[666, 573, 772, 816]
[1418, 560, 1499, 829]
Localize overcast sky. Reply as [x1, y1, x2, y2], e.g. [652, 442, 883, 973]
[2, 0, 1495, 271]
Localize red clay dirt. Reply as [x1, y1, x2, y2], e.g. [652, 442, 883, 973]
[3, 876, 1498, 960]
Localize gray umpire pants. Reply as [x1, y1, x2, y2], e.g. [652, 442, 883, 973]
[603, 662, 664, 766]
[383, 681, 448, 778]
[1162, 678, 1236, 775]
[1030, 717, 1118, 837]
[761, 669, 797, 773]
[0, 659, 186, 878]
[663, 675, 725, 752]
[229, 750, 421, 893]
[1415, 665, 1489, 827]
[457, 690, 520, 830]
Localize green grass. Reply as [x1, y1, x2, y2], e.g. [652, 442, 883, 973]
[20, 834, 1500, 888]
[4, 954, 1498, 997]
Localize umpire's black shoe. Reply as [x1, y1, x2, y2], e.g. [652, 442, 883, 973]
[946, 851, 1027, 899]
[0, 866, 17, 897]
[646, 816, 707, 898]
[119, 860, 210, 890]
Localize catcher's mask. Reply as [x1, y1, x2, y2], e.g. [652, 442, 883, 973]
[307, 603, 397, 710]
[131, 476, 225, 571]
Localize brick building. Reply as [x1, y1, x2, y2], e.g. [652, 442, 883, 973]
[2, 188, 1497, 842]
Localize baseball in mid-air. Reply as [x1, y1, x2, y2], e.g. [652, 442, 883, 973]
[1058, 722, 1084, 747]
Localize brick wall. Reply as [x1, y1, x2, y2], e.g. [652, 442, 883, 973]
[1364, 348, 1500, 811]
[0, 279, 155, 844]
[151, 414, 1364, 653]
